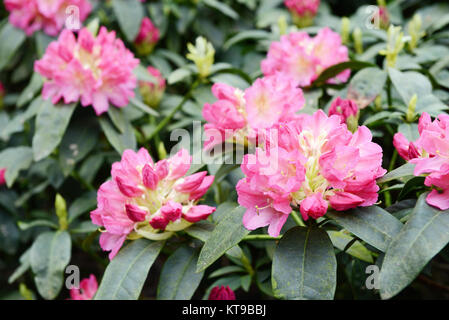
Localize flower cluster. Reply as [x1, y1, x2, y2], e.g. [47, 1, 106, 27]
[91, 148, 215, 259]
[35, 27, 139, 116]
[5, 0, 92, 36]
[134, 17, 160, 56]
[394, 112, 449, 210]
[69, 274, 98, 300]
[203, 74, 304, 149]
[236, 110, 386, 237]
[284, 0, 320, 28]
[261, 28, 350, 87]
[139, 66, 166, 108]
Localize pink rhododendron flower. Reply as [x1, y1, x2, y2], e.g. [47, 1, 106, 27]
[91, 148, 215, 259]
[34, 27, 139, 116]
[202, 74, 305, 149]
[261, 28, 350, 87]
[236, 110, 386, 237]
[395, 112, 449, 210]
[0, 168, 6, 186]
[373, 6, 389, 30]
[134, 17, 160, 55]
[4, 0, 92, 36]
[284, 0, 320, 27]
[139, 66, 166, 108]
[208, 286, 236, 300]
[69, 274, 98, 300]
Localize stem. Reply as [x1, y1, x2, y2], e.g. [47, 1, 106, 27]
[242, 234, 282, 241]
[148, 80, 200, 141]
[291, 211, 306, 227]
[389, 149, 398, 172]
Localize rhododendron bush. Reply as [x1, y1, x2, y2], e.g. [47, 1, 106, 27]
[2, 0, 449, 301]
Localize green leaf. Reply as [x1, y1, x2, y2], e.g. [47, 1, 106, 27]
[0, 147, 33, 187]
[17, 73, 44, 108]
[327, 231, 373, 263]
[1, 97, 43, 141]
[17, 219, 58, 231]
[272, 227, 337, 300]
[157, 246, 204, 300]
[313, 61, 375, 86]
[203, 0, 239, 19]
[68, 191, 97, 223]
[58, 118, 98, 176]
[0, 23, 26, 71]
[347, 68, 387, 108]
[98, 116, 136, 155]
[9, 249, 31, 284]
[30, 231, 71, 300]
[223, 30, 271, 50]
[95, 239, 163, 300]
[209, 265, 246, 278]
[327, 206, 403, 252]
[377, 163, 415, 184]
[128, 97, 159, 117]
[379, 193, 449, 299]
[112, 0, 144, 42]
[197, 206, 249, 272]
[388, 68, 447, 117]
[32, 101, 76, 161]
[184, 220, 215, 242]
[167, 68, 192, 85]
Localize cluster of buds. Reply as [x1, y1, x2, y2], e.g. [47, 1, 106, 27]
[284, 0, 320, 28]
[186, 37, 215, 79]
[208, 286, 236, 300]
[380, 25, 405, 68]
[408, 14, 425, 52]
[139, 66, 166, 108]
[91, 148, 215, 259]
[134, 17, 160, 56]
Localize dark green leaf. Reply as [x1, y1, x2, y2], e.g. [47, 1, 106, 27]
[327, 206, 403, 252]
[157, 246, 204, 300]
[112, 0, 144, 42]
[95, 239, 163, 300]
[272, 227, 337, 300]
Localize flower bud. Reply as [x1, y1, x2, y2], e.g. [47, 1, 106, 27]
[183, 205, 216, 223]
[160, 201, 183, 222]
[142, 164, 159, 190]
[341, 17, 350, 44]
[134, 17, 160, 56]
[380, 25, 405, 68]
[284, 0, 320, 28]
[125, 204, 148, 222]
[186, 37, 215, 79]
[328, 97, 359, 132]
[353, 27, 363, 55]
[300, 193, 328, 220]
[139, 66, 166, 108]
[405, 94, 417, 123]
[408, 14, 425, 52]
[208, 286, 236, 300]
[149, 214, 169, 230]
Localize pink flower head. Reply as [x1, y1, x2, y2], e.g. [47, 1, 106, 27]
[5, 0, 92, 36]
[208, 286, 236, 300]
[261, 28, 350, 87]
[0, 168, 6, 186]
[396, 112, 449, 210]
[139, 66, 166, 108]
[91, 148, 215, 259]
[237, 110, 386, 236]
[134, 17, 160, 55]
[203, 74, 305, 149]
[69, 274, 98, 300]
[34, 27, 139, 116]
